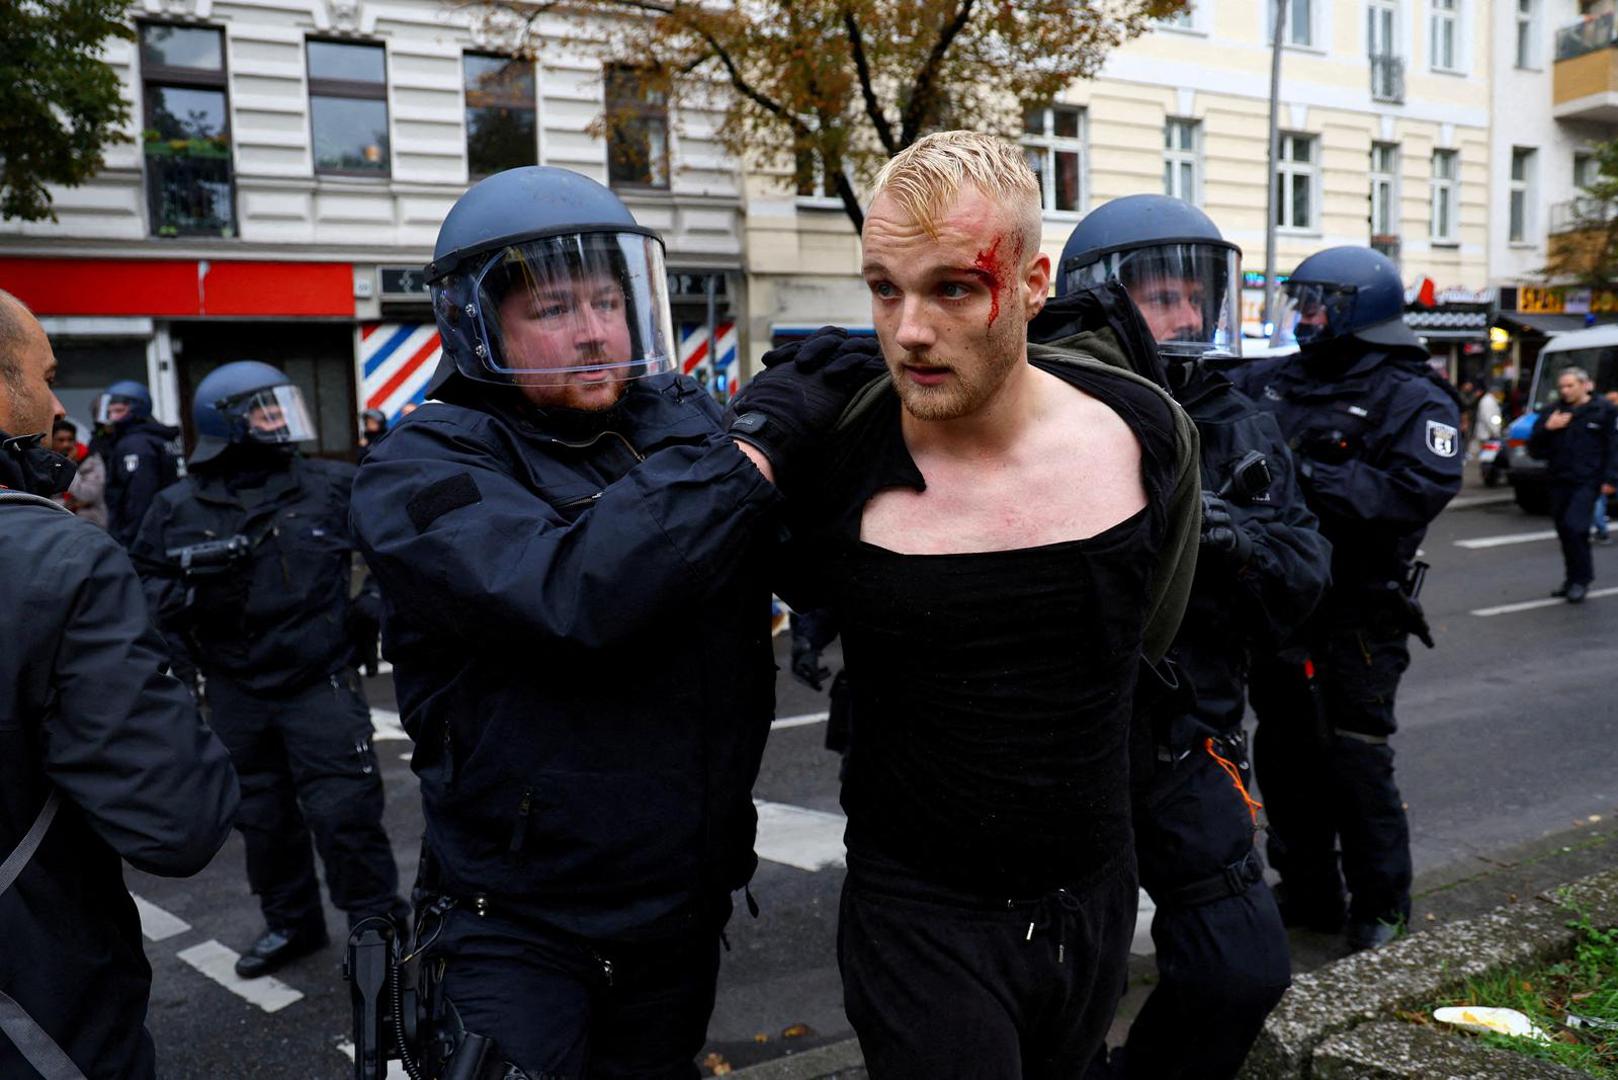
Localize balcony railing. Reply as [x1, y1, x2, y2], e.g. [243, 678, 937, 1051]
[1370, 54, 1405, 104]
[144, 139, 236, 239]
[1548, 196, 1618, 235]
[1556, 12, 1617, 62]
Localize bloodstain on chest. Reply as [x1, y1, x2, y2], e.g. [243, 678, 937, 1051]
[973, 235, 1025, 329]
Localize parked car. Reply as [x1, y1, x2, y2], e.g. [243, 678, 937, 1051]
[1505, 323, 1618, 515]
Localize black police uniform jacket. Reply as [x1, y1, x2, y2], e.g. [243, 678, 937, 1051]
[351, 373, 780, 942]
[0, 451, 239, 1080]
[1167, 365, 1333, 744]
[131, 455, 373, 692]
[1228, 344, 1463, 599]
[1528, 395, 1618, 490]
[96, 416, 183, 548]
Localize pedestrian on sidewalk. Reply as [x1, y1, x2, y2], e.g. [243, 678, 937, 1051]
[1528, 366, 1618, 602]
[783, 132, 1202, 1079]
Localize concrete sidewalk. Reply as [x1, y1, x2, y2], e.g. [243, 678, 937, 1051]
[724, 810, 1618, 1079]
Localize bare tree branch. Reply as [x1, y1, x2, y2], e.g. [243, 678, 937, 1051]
[842, 7, 898, 156]
[899, 0, 977, 146]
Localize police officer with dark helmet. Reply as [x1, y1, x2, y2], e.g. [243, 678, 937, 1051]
[1042, 195, 1332, 1080]
[92, 379, 184, 546]
[132, 361, 408, 979]
[349, 166, 879, 1077]
[1227, 246, 1464, 951]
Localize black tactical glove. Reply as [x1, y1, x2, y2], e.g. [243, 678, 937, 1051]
[730, 327, 885, 483]
[1200, 492, 1253, 565]
[1296, 428, 1359, 465]
[791, 644, 831, 692]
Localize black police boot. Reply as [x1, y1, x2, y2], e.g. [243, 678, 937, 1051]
[1345, 917, 1400, 952]
[234, 922, 330, 979]
[1567, 582, 1589, 604]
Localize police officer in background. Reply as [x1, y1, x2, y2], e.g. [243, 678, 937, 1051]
[132, 361, 406, 980]
[1228, 247, 1463, 952]
[91, 379, 183, 546]
[0, 288, 239, 1079]
[350, 166, 878, 1076]
[1049, 196, 1332, 1080]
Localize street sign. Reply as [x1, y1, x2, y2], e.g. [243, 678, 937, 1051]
[379, 266, 430, 299]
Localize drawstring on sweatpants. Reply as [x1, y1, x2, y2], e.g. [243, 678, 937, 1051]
[1013, 888, 1084, 963]
[1204, 737, 1264, 826]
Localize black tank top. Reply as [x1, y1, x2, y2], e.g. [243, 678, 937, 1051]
[837, 509, 1151, 895]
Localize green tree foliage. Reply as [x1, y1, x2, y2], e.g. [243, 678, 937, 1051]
[1544, 138, 1618, 288]
[0, 0, 134, 222]
[471, 0, 1186, 231]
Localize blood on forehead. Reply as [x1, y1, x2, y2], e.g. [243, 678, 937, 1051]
[972, 234, 1026, 329]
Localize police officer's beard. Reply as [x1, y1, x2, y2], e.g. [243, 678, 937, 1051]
[531, 392, 631, 440]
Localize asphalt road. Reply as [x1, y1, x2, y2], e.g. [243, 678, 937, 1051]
[128, 478, 1618, 1078]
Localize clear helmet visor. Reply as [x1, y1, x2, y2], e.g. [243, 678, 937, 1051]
[227, 385, 318, 445]
[1280, 281, 1359, 347]
[1066, 242, 1241, 360]
[95, 394, 140, 424]
[448, 231, 677, 386]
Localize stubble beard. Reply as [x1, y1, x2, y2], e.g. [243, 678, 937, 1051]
[889, 343, 1022, 423]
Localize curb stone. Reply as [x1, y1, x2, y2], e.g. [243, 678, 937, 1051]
[1311, 1021, 1589, 1079]
[1240, 865, 1618, 1079]
[727, 1038, 864, 1079]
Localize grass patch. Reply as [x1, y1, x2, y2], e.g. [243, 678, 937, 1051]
[1419, 918, 1618, 1076]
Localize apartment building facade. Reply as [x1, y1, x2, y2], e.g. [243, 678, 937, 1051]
[0, 0, 744, 452]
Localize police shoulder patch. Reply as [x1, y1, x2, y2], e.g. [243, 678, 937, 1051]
[1425, 419, 1458, 458]
[123, 453, 141, 474]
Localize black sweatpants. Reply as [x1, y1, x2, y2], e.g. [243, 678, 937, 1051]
[1249, 625, 1413, 927]
[1550, 481, 1599, 587]
[435, 906, 726, 1080]
[207, 670, 403, 930]
[838, 851, 1136, 1080]
[1111, 739, 1290, 1080]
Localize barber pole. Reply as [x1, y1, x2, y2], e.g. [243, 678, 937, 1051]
[678, 322, 738, 399]
[361, 323, 441, 420]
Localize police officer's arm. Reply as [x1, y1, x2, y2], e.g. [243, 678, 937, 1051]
[1301, 390, 1463, 526]
[110, 441, 169, 542]
[44, 528, 239, 876]
[351, 412, 779, 649]
[1229, 417, 1333, 645]
[129, 496, 197, 645]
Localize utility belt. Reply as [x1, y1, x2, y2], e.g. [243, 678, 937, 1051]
[1333, 559, 1433, 648]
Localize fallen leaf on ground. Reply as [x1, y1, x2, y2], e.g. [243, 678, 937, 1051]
[782, 1023, 811, 1038]
[702, 1051, 732, 1076]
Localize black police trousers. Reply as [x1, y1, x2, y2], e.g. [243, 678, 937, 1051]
[206, 671, 403, 930]
[434, 906, 727, 1080]
[1102, 737, 1290, 1080]
[1550, 482, 1600, 587]
[838, 849, 1136, 1080]
[1249, 625, 1414, 928]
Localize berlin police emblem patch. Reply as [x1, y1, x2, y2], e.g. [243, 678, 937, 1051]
[1425, 419, 1458, 458]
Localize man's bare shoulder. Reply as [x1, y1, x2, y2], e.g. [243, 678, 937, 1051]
[1029, 364, 1143, 464]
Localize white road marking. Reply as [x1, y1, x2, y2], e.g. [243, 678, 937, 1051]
[375, 661, 394, 676]
[1131, 889, 1156, 956]
[175, 940, 304, 1013]
[771, 711, 829, 731]
[370, 708, 410, 742]
[752, 799, 846, 872]
[1447, 492, 1516, 510]
[336, 1038, 411, 1078]
[1472, 586, 1618, 617]
[1454, 529, 1558, 550]
[130, 893, 190, 943]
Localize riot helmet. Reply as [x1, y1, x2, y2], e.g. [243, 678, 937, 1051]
[425, 167, 676, 403]
[96, 380, 153, 424]
[1279, 246, 1419, 351]
[1058, 194, 1241, 361]
[191, 361, 317, 464]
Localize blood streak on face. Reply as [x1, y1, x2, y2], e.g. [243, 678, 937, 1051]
[972, 234, 1025, 329]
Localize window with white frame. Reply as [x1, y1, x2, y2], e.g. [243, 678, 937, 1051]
[1162, 3, 1196, 28]
[1431, 0, 1460, 71]
[1275, 132, 1318, 231]
[1510, 147, 1536, 243]
[1515, 0, 1537, 68]
[1164, 118, 1200, 204]
[1430, 148, 1459, 242]
[1269, 0, 1315, 47]
[1576, 151, 1601, 190]
[1022, 105, 1085, 214]
[1370, 142, 1399, 238]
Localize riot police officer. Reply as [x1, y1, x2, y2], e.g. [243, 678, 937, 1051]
[1227, 246, 1463, 951]
[1046, 196, 1332, 1080]
[91, 379, 183, 546]
[132, 361, 407, 979]
[349, 166, 878, 1077]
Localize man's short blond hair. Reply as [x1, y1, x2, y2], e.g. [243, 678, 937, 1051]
[870, 130, 1042, 250]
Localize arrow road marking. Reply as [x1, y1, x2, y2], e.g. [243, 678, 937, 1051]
[1472, 587, 1618, 616]
[176, 940, 304, 1013]
[1454, 529, 1559, 550]
[130, 893, 190, 943]
[752, 799, 847, 872]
